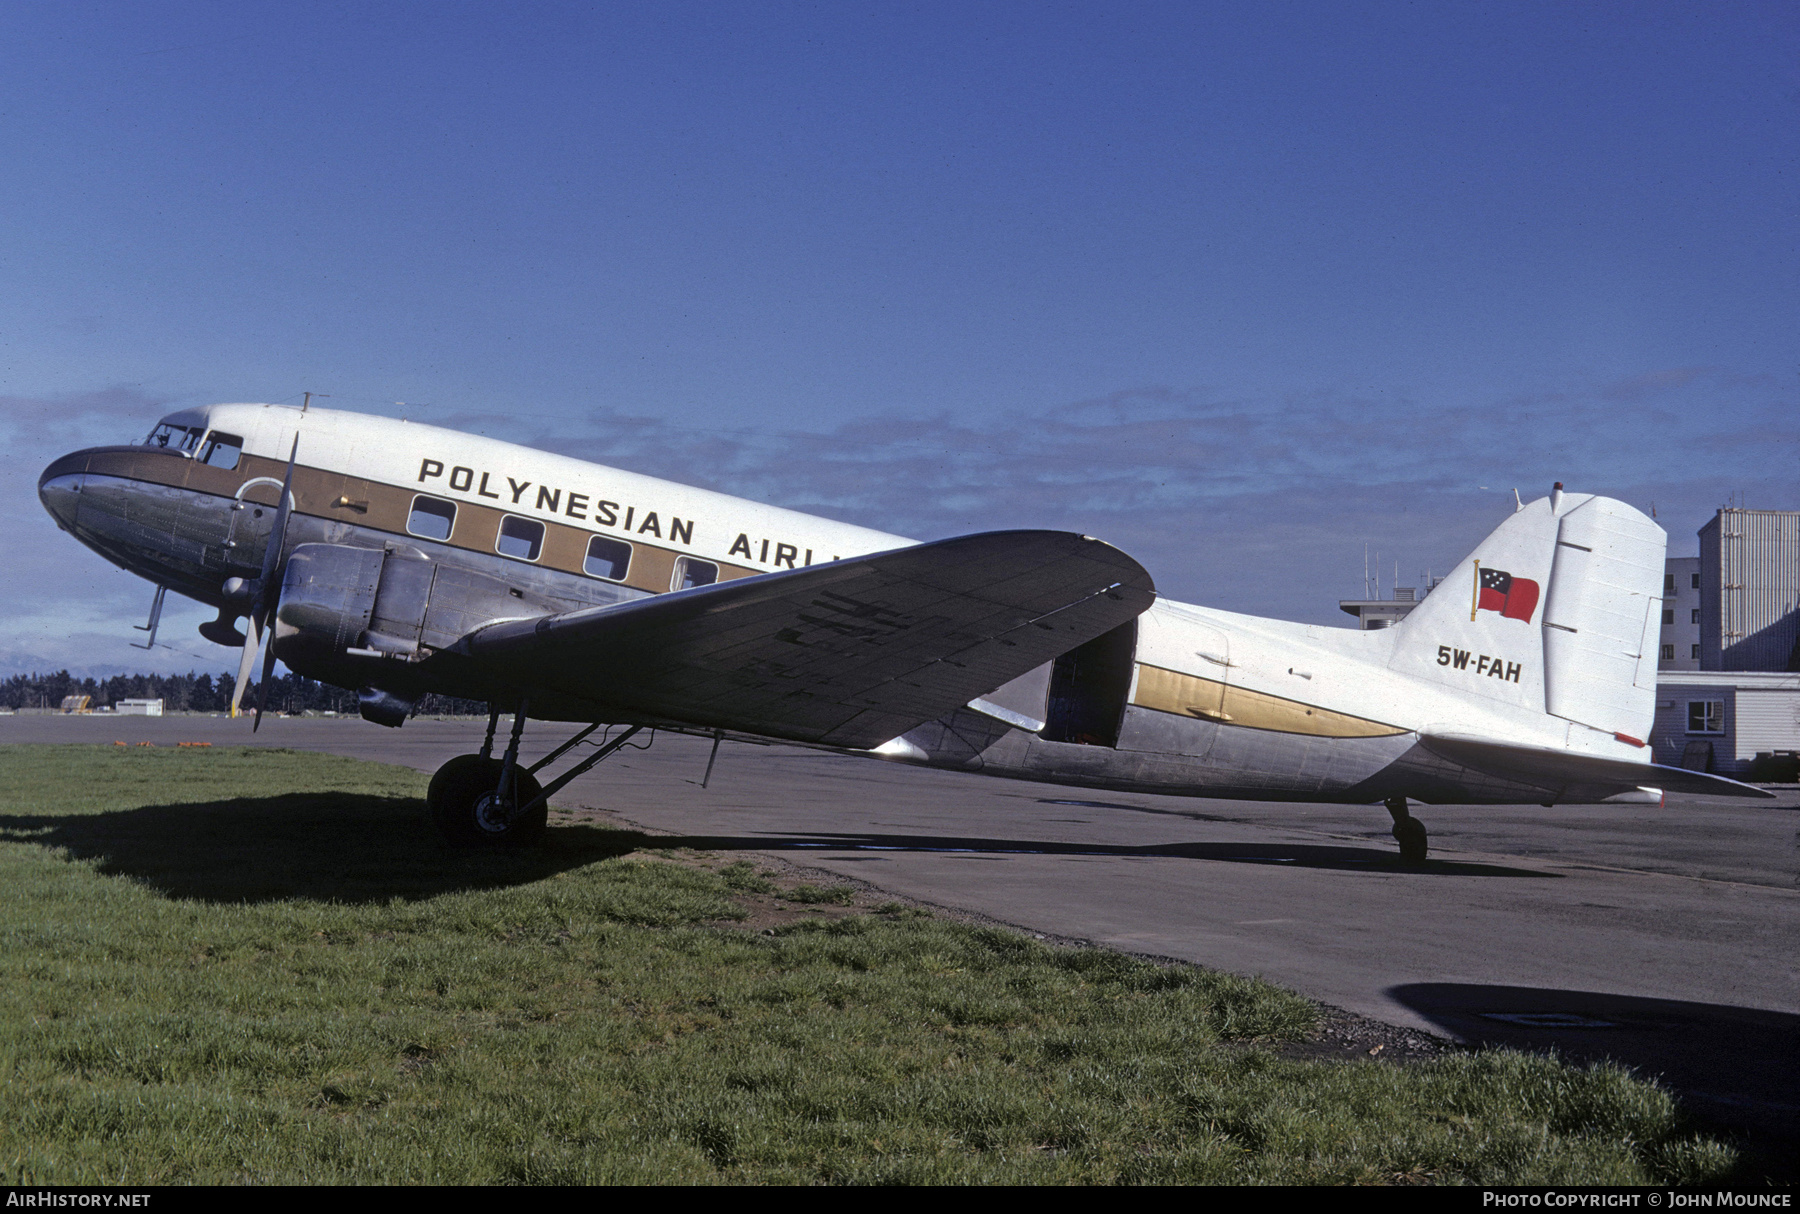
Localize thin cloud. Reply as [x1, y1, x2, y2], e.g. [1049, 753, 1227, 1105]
[0, 385, 165, 419]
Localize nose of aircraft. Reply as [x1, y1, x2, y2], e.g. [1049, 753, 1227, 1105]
[38, 451, 88, 532]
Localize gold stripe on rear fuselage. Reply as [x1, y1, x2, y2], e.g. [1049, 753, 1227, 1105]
[1132, 663, 1406, 738]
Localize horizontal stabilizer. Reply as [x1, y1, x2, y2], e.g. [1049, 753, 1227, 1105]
[459, 530, 1155, 749]
[1422, 734, 1775, 800]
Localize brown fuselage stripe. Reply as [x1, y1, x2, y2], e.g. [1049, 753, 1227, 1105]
[70, 448, 765, 595]
[1132, 663, 1406, 738]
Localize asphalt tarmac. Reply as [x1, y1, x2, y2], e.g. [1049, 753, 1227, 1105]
[6, 712, 1796, 1152]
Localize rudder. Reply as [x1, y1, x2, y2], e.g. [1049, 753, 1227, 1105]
[1539, 495, 1664, 741]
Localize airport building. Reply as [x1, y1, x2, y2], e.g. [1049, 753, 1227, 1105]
[1648, 509, 1799, 778]
[1337, 585, 1424, 630]
[1652, 670, 1800, 781]
[1697, 508, 1800, 672]
[1656, 556, 1702, 670]
[1660, 508, 1800, 673]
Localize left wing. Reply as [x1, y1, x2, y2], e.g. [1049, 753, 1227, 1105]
[456, 530, 1154, 748]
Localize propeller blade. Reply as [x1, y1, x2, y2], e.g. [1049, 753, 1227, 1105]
[245, 434, 298, 729]
[253, 619, 280, 732]
[230, 608, 263, 717]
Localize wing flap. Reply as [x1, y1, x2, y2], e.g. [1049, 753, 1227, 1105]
[460, 530, 1154, 748]
[1422, 733, 1775, 800]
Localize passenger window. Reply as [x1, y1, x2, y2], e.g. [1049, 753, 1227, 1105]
[674, 557, 718, 590]
[584, 536, 632, 581]
[407, 495, 457, 541]
[199, 432, 242, 469]
[496, 515, 545, 561]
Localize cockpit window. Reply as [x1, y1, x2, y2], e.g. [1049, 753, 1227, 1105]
[146, 423, 203, 454]
[199, 432, 242, 470]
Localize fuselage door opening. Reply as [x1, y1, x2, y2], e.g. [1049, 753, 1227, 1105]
[1042, 619, 1137, 747]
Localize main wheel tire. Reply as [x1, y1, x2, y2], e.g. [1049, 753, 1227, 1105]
[427, 755, 546, 848]
[1392, 816, 1428, 865]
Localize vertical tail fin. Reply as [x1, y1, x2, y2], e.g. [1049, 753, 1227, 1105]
[1388, 492, 1665, 741]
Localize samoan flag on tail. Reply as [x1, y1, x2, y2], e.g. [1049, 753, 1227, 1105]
[1478, 567, 1540, 623]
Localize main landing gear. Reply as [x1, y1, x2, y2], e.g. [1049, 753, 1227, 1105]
[1385, 796, 1429, 865]
[426, 700, 644, 848]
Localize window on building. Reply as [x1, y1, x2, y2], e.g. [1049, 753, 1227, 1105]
[406, 494, 456, 542]
[198, 432, 242, 470]
[1691, 644, 1700, 659]
[1690, 609, 1700, 624]
[1660, 644, 1674, 660]
[1687, 701, 1724, 734]
[673, 557, 718, 590]
[1691, 573, 1700, 589]
[1662, 609, 1674, 625]
[496, 515, 545, 561]
[583, 536, 632, 581]
[1663, 572, 1675, 592]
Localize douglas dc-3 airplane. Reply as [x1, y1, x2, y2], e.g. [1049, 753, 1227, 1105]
[38, 402, 1770, 858]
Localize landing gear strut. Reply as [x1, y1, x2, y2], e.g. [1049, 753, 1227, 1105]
[1385, 796, 1428, 864]
[425, 701, 645, 848]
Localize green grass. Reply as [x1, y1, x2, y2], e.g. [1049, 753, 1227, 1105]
[0, 744, 1736, 1184]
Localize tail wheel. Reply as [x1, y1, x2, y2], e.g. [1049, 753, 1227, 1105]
[1392, 816, 1428, 865]
[427, 755, 546, 848]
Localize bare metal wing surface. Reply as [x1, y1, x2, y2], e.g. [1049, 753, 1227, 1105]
[457, 530, 1156, 749]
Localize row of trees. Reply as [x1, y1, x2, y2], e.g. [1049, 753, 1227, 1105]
[0, 671, 484, 717]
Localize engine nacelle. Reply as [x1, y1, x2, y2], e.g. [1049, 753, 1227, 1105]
[276, 542, 555, 661]
[276, 543, 383, 651]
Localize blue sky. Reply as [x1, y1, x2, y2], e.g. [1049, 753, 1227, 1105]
[2, 2, 1794, 677]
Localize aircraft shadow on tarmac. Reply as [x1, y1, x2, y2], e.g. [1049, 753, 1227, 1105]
[1391, 982, 1800, 1173]
[0, 788, 1556, 896]
[0, 795, 647, 904]
[642, 830, 1556, 877]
